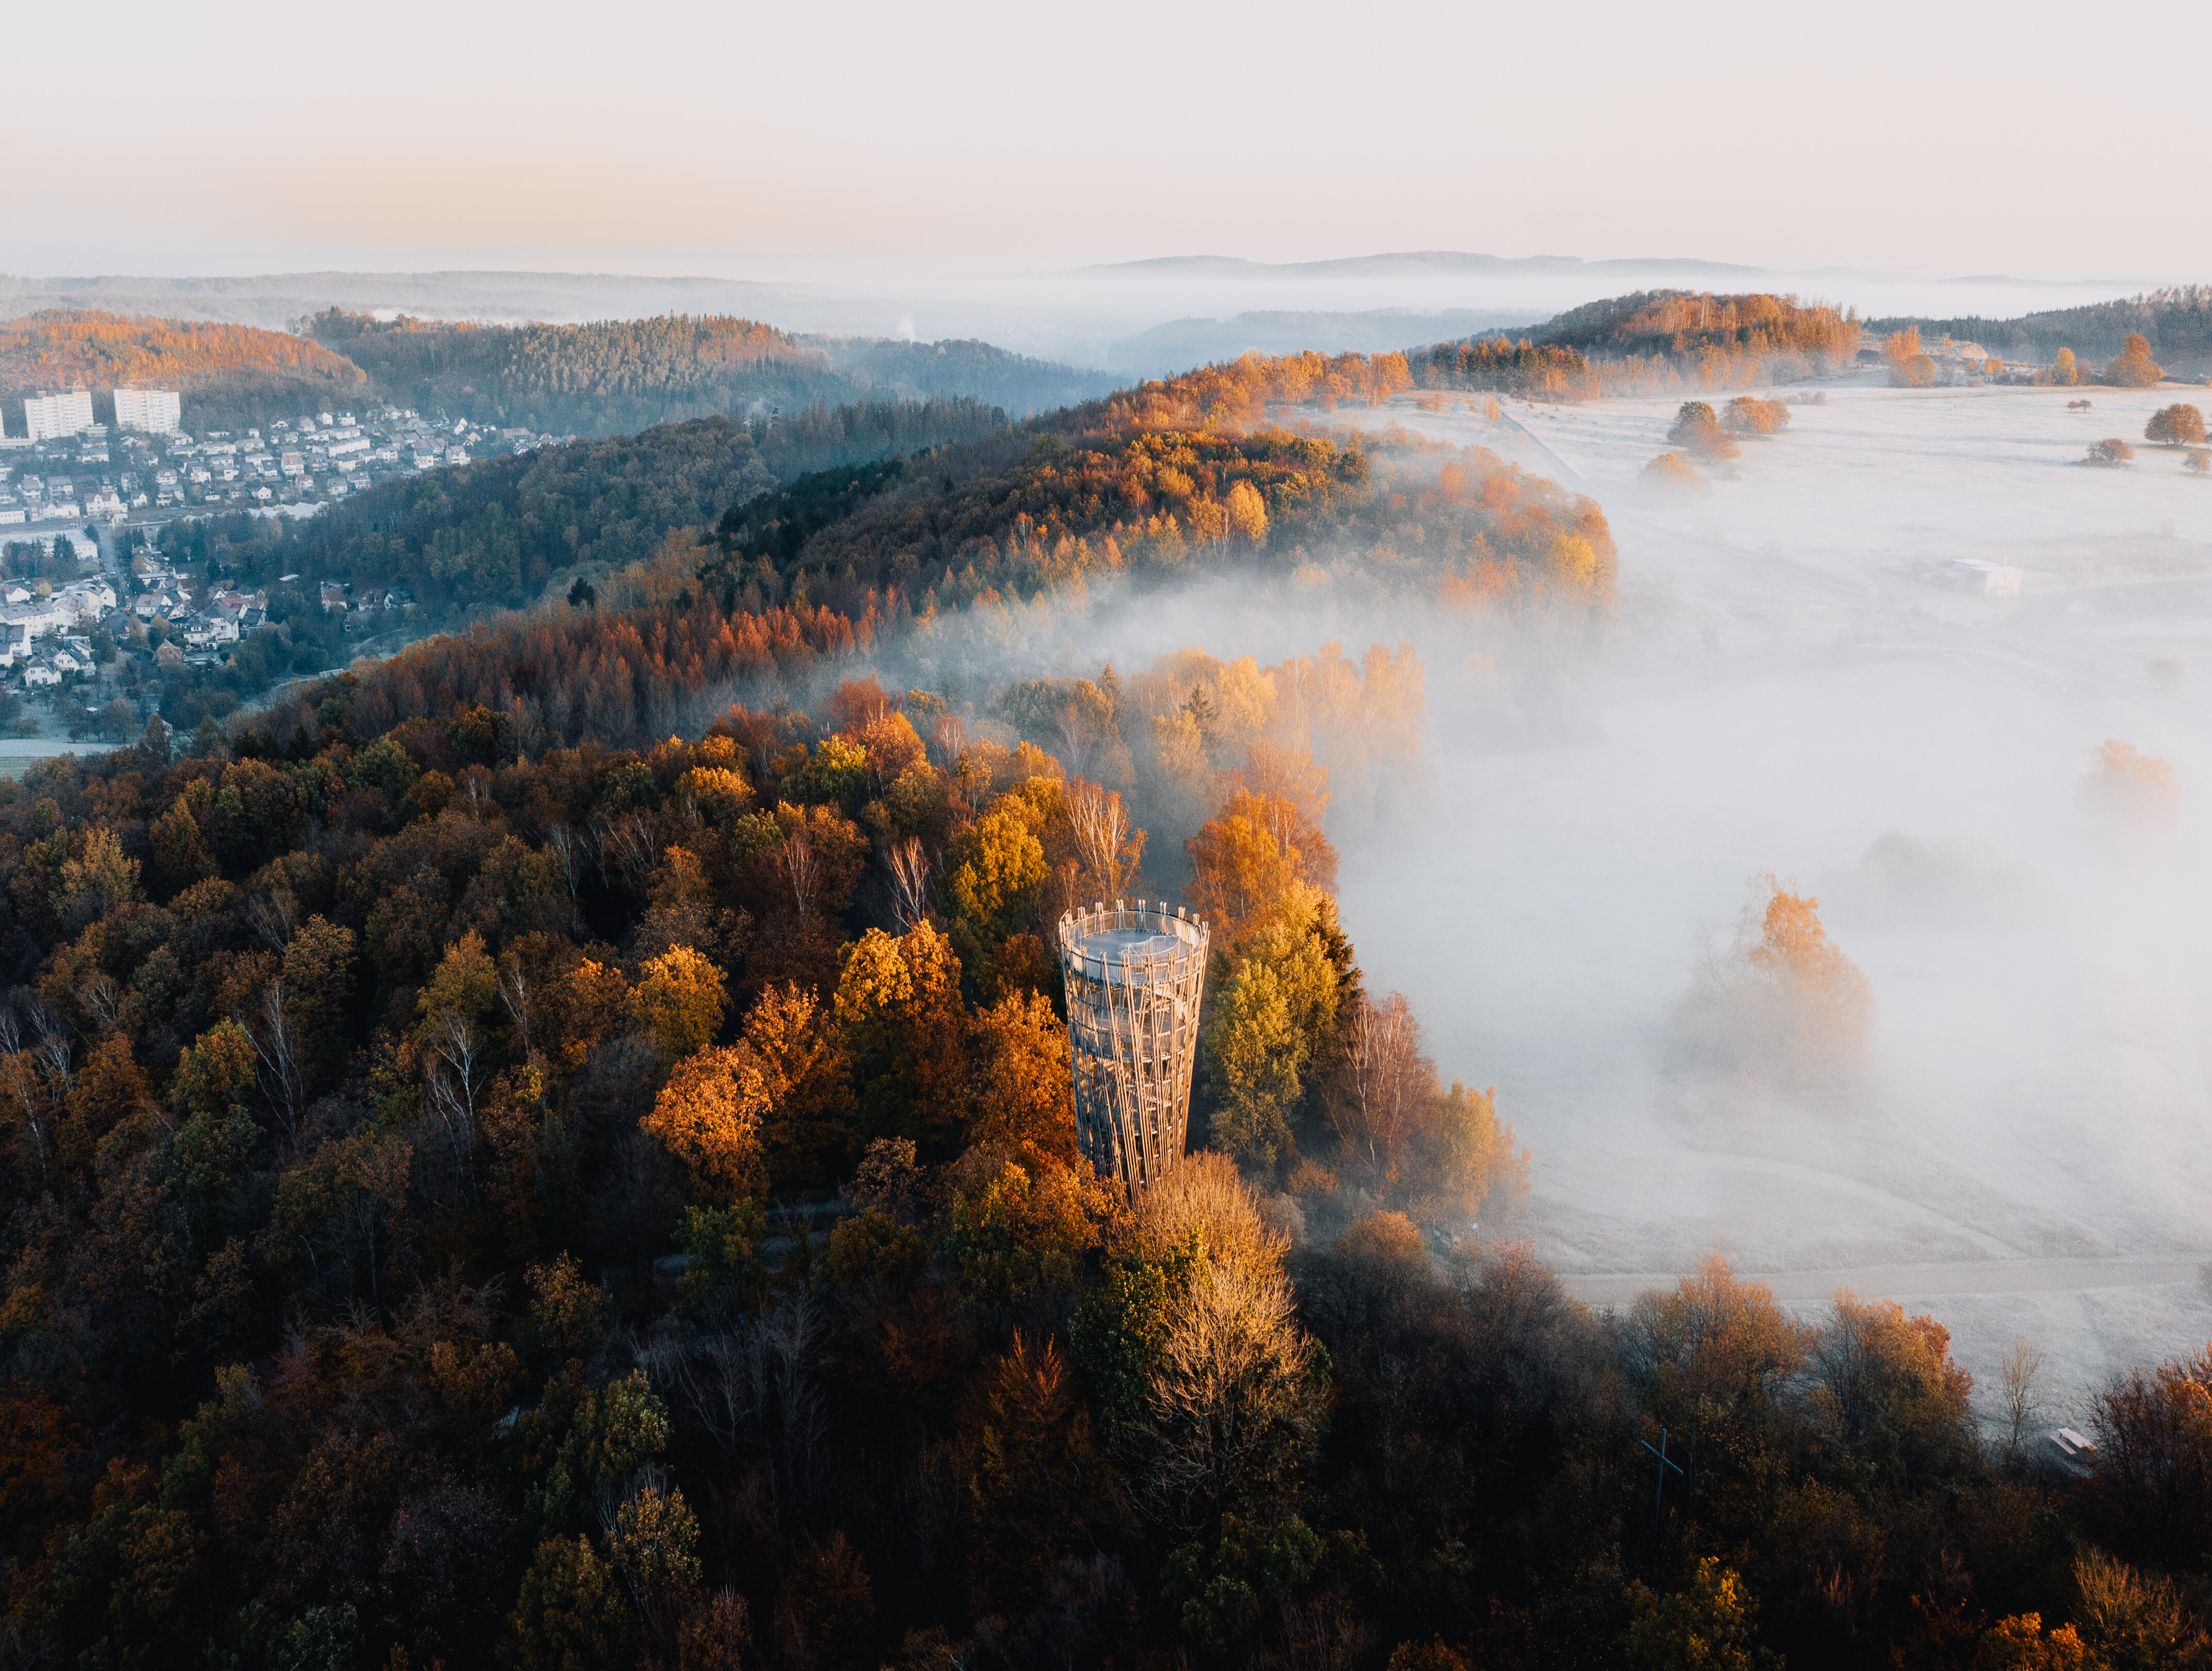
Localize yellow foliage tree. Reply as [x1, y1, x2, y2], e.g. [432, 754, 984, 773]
[1186, 790, 1337, 941]
[56, 825, 140, 918]
[832, 923, 967, 1151]
[1223, 480, 1269, 546]
[630, 945, 728, 1057]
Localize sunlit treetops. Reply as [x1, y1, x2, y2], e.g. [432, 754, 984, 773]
[0, 309, 368, 432]
[706, 348, 1616, 622]
[0, 308, 366, 390]
[1410, 336, 1594, 398]
[1415, 291, 1861, 399]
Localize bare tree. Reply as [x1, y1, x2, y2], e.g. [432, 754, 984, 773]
[26, 1000, 72, 1095]
[1069, 778, 1135, 899]
[886, 837, 934, 931]
[78, 972, 121, 1034]
[237, 982, 307, 1144]
[0, 1010, 50, 1187]
[597, 811, 659, 893]
[1053, 701, 1097, 781]
[247, 889, 299, 953]
[1125, 1255, 1319, 1533]
[547, 824, 583, 900]
[783, 831, 817, 921]
[498, 961, 532, 1057]
[1330, 994, 1424, 1192]
[639, 1290, 834, 1526]
[422, 1010, 483, 1205]
[2001, 1334, 2045, 1455]
[930, 714, 969, 770]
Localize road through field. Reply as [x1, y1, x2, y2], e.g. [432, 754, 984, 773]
[1559, 1257, 2206, 1312]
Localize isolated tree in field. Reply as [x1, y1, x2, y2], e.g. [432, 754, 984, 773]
[2188, 449, 2211, 476]
[1642, 451, 1704, 491]
[1883, 328, 1937, 387]
[1667, 401, 1740, 460]
[2078, 739, 2180, 827]
[2146, 403, 2205, 446]
[2001, 1334, 2044, 1456]
[1722, 396, 1790, 437]
[1675, 874, 1873, 1084]
[1746, 881, 1874, 1070]
[2104, 333, 2164, 388]
[2087, 437, 2135, 466]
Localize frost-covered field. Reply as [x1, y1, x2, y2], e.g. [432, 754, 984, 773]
[1331, 382, 2212, 1418]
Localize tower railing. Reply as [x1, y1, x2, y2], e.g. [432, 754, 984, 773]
[1056, 899, 1210, 1202]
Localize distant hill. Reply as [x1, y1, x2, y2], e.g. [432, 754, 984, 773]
[1862, 286, 2212, 373]
[1106, 308, 1539, 377]
[1081, 250, 1769, 281]
[309, 310, 1119, 435]
[809, 336, 1123, 416]
[307, 310, 855, 435]
[0, 309, 366, 436]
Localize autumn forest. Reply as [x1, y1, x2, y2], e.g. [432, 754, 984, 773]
[2, 323, 2208, 1671]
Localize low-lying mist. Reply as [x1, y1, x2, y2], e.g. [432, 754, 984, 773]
[820, 376, 2212, 1420]
[1314, 381, 2212, 1418]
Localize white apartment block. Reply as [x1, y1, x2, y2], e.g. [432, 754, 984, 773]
[23, 389, 95, 443]
[113, 387, 183, 434]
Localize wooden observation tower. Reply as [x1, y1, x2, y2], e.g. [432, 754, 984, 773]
[1056, 900, 1210, 1202]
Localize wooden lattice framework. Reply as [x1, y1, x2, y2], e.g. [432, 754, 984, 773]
[1056, 900, 1210, 1202]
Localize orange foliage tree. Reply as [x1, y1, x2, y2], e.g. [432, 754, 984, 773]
[2079, 740, 2180, 827]
[641, 1046, 767, 1204]
[1185, 790, 1338, 943]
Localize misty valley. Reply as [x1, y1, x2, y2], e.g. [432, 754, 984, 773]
[3, 277, 2212, 1671]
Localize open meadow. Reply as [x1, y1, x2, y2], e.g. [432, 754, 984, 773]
[1328, 380, 2212, 1419]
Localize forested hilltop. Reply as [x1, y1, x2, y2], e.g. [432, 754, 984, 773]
[808, 336, 1125, 416]
[1406, 290, 1862, 398]
[0, 308, 1122, 448]
[207, 400, 1014, 621]
[11, 342, 2207, 1671]
[0, 311, 367, 436]
[215, 342, 1607, 689]
[307, 312, 1121, 436]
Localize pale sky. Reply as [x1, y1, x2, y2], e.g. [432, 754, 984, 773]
[11, 0, 2208, 281]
